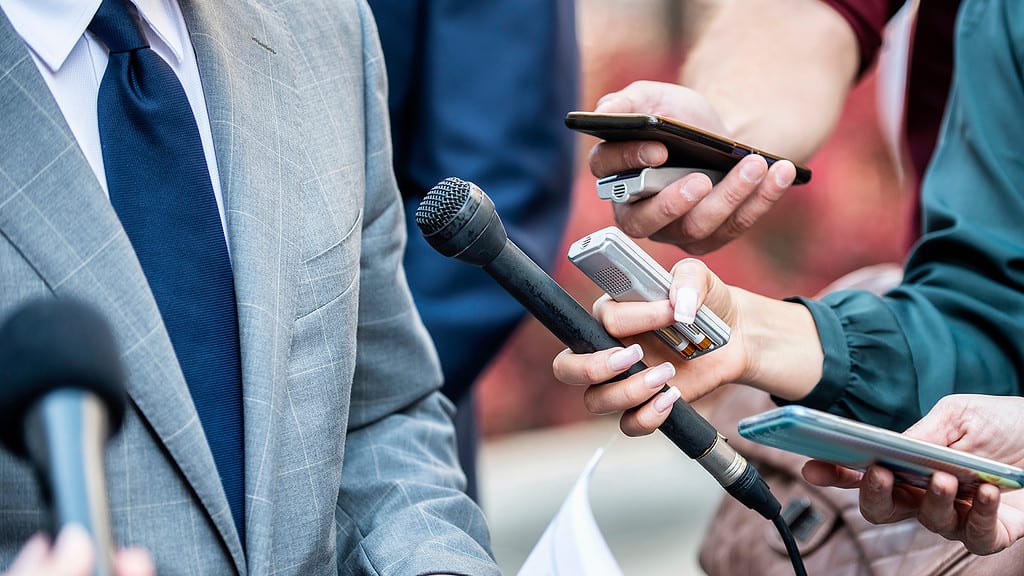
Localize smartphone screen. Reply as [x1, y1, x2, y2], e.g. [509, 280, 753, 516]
[565, 112, 812, 185]
[738, 406, 1024, 496]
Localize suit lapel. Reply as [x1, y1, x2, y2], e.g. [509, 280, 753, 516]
[0, 9, 272, 573]
[180, 1, 303, 570]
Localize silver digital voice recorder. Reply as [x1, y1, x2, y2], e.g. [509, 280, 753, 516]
[595, 167, 723, 203]
[568, 226, 729, 360]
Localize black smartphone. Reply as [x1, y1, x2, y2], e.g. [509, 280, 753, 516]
[565, 111, 812, 185]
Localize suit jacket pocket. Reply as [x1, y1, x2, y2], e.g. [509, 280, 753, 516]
[295, 209, 362, 320]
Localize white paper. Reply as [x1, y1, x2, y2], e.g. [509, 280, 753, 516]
[516, 447, 624, 576]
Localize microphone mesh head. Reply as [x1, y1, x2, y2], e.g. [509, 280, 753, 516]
[416, 177, 472, 235]
[0, 298, 126, 454]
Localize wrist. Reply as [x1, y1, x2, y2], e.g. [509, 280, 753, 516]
[732, 288, 823, 400]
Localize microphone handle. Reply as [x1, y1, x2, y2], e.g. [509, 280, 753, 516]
[483, 240, 717, 459]
[483, 239, 782, 520]
[25, 390, 115, 576]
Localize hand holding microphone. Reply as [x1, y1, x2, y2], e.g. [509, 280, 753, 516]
[2, 526, 152, 576]
[417, 178, 810, 574]
[0, 299, 130, 576]
[414, 177, 780, 520]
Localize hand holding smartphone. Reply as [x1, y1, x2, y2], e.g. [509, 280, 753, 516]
[565, 111, 812, 193]
[739, 406, 1024, 497]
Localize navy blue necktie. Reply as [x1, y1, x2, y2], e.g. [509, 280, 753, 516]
[90, 0, 245, 543]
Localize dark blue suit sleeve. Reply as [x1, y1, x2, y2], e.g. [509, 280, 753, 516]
[369, 0, 578, 402]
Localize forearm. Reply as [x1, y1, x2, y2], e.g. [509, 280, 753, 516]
[731, 287, 824, 400]
[681, 0, 859, 161]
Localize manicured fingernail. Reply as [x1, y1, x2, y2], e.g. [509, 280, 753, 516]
[608, 344, 643, 371]
[680, 178, 702, 201]
[654, 386, 681, 413]
[740, 157, 765, 184]
[674, 287, 697, 324]
[644, 362, 676, 389]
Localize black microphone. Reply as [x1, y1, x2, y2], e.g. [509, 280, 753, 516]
[415, 177, 780, 520]
[0, 299, 127, 576]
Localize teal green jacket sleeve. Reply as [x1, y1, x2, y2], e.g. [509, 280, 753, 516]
[790, 0, 1024, 432]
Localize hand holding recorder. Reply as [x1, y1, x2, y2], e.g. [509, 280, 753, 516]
[801, 394, 1024, 556]
[552, 254, 824, 437]
[570, 81, 808, 254]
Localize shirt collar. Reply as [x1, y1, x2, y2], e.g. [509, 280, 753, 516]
[0, 0, 187, 72]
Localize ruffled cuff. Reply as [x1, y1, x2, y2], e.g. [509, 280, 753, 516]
[774, 296, 850, 410]
[774, 291, 920, 431]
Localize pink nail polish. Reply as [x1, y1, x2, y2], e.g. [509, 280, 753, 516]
[653, 386, 681, 413]
[643, 362, 676, 389]
[674, 287, 697, 324]
[608, 344, 642, 371]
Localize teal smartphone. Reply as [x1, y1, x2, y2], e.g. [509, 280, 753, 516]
[738, 406, 1024, 496]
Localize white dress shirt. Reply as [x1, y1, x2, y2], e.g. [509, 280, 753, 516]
[0, 0, 229, 241]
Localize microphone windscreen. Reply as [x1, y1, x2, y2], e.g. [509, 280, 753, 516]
[415, 177, 471, 235]
[0, 298, 126, 455]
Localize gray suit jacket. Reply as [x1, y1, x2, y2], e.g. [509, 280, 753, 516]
[0, 1, 497, 574]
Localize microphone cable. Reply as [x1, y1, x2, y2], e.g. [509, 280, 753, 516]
[774, 514, 808, 576]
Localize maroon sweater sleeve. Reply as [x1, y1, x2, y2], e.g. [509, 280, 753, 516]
[819, 0, 905, 75]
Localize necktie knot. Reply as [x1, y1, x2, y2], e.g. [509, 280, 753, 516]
[88, 0, 149, 53]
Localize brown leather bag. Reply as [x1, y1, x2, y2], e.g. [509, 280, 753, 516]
[698, 385, 1024, 575]
[697, 265, 1024, 575]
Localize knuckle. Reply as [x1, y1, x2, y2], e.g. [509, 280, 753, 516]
[915, 512, 949, 536]
[719, 181, 750, 208]
[630, 407, 663, 435]
[601, 313, 628, 338]
[859, 503, 885, 524]
[621, 142, 645, 169]
[582, 388, 604, 415]
[680, 216, 713, 242]
[637, 305, 665, 328]
[615, 379, 649, 409]
[657, 197, 683, 222]
[580, 359, 607, 384]
[619, 411, 648, 437]
[719, 213, 753, 241]
[966, 540, 999, 556]
[730, 205, 761, 234]
[758, 180, 787, 203]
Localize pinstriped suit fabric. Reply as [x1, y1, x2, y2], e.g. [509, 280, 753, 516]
[0, 1, 497, 574]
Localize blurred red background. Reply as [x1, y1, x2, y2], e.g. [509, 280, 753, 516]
[475, 1, 914, 437]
